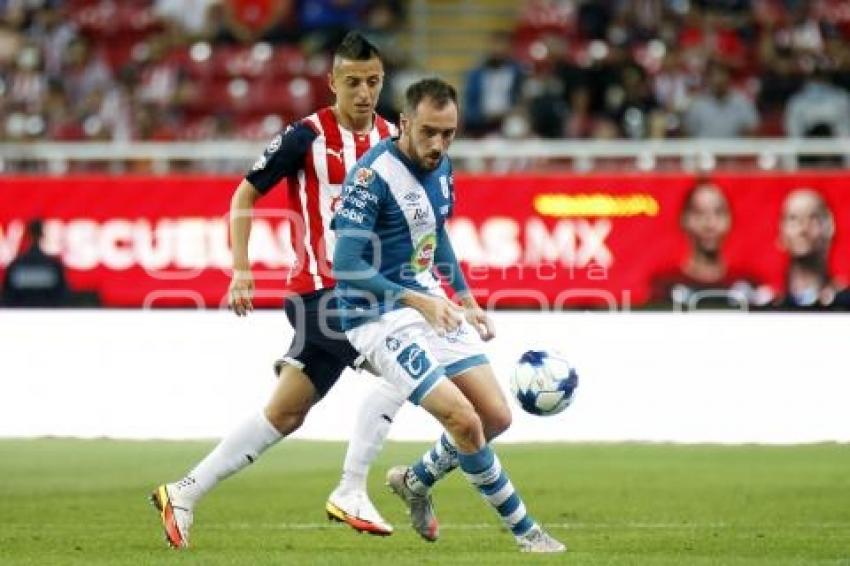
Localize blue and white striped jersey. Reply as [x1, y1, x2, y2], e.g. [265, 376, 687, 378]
[331, 138, 457, 329]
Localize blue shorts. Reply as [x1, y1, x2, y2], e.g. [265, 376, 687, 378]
[274, 289, 361, 398]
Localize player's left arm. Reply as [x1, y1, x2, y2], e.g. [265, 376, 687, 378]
[434, 225, 494, 341]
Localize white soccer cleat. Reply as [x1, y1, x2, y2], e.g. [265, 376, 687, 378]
[515, 524, 566, 553]
[325, 487, 393, 536]
[386, 465, 439, 542]
[149, 483, 193, 549]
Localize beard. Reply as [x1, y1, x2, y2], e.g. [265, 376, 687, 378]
[411, 146, 442, 171]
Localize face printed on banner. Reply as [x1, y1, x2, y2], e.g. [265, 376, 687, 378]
[780, 189, 835, 260]
[681, 183, 731, 256]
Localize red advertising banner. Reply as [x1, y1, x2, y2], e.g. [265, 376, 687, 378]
[1, 173, 849, 308]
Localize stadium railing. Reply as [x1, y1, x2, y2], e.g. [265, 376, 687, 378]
[1, 138, 850, 174]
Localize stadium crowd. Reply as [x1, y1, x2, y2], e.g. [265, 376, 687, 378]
[1, 0, 849, 142]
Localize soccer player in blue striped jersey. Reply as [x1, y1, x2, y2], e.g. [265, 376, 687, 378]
[330, 78, 565, 553]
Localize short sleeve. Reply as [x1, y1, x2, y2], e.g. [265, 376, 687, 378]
[331, 166, 385, 232]
[244, 121, 318, 194]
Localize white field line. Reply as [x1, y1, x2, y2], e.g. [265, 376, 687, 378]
[202, 522, 850, 531]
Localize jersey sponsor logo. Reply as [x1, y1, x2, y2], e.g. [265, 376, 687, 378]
[410, 233, 437, 273]
[266, 134, 282, 154]
[337, 207, 366, 224]
[341, 185, 378, 214]
[385, 336, 401, 352]
[403, 191, 421, 203]
[354, 167, 375, 187]
[396, 343, 431, 379]
[346, 186, 378, 203]
[252, 155, 268, 171]
[412, 207, 430, 226]
[439, 175, 450, 199]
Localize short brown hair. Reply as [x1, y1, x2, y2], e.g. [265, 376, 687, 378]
[334, 31, 381, 61]
[404, 78, 458, 115]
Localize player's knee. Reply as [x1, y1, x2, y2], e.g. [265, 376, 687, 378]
[264, 405, 308, 435]
[445, 402, 483, 451]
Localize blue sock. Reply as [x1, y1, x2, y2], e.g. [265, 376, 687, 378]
[407, 433, 459, 494]
[457, 445, 535, 536]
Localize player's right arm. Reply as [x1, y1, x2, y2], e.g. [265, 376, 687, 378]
[229, 180, 262, 316]
[229, 121, 318, 316]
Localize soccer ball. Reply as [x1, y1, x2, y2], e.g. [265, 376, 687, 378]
[510, 350, 579, 416]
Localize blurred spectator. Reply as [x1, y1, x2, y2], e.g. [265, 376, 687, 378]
[776, 1, 831, 55]
[154, 0, 217, 39]
[463, 31, 525, 136]
[136, 34, 183, 108]
[577, 0, 612, 41]
[0, 0, 846, 145]
[98, 68, 138, 142]
[757, 50, 802, 133]
[678, 6, 749, 72]
[44, 79, 84, 140]
[0, 21, 23, 66]
[299, 0, 364, 50]
[364, 0, 404, 38]
[683, 60, 759, 137]
[650, 181, 767, 309]
[580, 43, 631, 126]
[1, 219, 70, 307]
[597, 63, 666, 139]
[784, 65, 850, 137]
[775, 189, 850, 310]
[7, 42, 46, 110]
[62, 37, 112, 107]
[24, 3, 76, 77]
[520, 36, 576, 139]
[229, 0, 297, 43]
[653, 50, 698, 115]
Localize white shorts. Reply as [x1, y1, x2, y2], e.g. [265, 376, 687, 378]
[345, 307, 489, 405]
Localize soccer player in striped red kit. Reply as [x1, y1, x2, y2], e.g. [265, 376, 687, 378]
[150, 32, 399, 548]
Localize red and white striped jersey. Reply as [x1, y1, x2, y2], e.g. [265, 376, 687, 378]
[245, 107, 397, 295]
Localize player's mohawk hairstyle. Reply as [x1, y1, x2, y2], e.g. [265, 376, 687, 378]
[404, 78, 458, 114]
[334, 31, 381, 61]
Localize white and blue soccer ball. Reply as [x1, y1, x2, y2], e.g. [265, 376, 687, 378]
[510, 350, 579, 416]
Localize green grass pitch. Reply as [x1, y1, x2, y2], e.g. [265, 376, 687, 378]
[1, 439, 848, 565]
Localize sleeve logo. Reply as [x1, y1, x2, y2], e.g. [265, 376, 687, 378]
[266, 134, 283, 154]
[354, 167, 375, 187]
[252, 155, 268, 171]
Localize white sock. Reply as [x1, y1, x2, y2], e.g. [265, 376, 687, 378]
[173, 412, 282, 508]
[337, 379, 405, 494]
